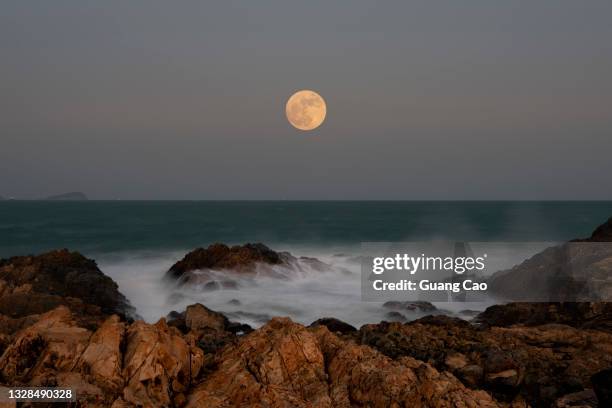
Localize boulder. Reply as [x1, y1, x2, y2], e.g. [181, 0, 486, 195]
[166, 303, 252, 355]
[167, 243, 291, 279]
[0, 249, 134, 318]
[185, 303, 228, 332]
[166, 243, 331, 287]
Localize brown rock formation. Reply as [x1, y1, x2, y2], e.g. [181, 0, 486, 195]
[355, 314, 612, 406]
[0, 305, 205, 407]
[121, 319, 204, 407]
[0, 304, 504, 408]
[167, 243, 291, 278]
[1, 298, 611, 406]
[0, 243, 611, 407]
[0, 249, 134, 319]
[166, 243, 330, 286]
[186, 317, 499, 408]
[475, 302, 612, 332]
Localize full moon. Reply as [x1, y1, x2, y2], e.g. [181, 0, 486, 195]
[285, 90, 327, 131]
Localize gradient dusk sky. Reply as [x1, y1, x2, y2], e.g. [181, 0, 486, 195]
[1, 1, 611, 199]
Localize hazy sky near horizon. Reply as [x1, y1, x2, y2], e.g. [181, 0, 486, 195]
[1, 1, 611, 199]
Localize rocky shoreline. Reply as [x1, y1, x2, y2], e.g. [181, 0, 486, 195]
[0, 251, 609, 407]
[0, 219, 611, 407]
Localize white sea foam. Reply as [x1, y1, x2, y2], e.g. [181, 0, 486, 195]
[97, 248, 387, 327]
[96, 244, 547, 328]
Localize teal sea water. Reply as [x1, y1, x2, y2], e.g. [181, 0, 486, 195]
[1, 201, 611, 326]
[1, 201, 611, 258]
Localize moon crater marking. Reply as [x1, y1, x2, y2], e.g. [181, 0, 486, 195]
[285, 90, 326, 131]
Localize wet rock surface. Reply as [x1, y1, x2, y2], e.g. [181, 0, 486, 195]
[167, 243, 292, 279]
[166, 243, 331, 287]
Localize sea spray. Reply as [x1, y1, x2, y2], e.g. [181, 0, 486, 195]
[94, 245, 530, 327]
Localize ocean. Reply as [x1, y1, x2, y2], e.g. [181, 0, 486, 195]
[1, 200, 611, 326]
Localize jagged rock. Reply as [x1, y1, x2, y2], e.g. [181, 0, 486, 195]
[121, 319, 204, 407]
[185, 303, 228, 332]
[186, 317, 499, 407]
[166, 303, 251, 354]
[1, 242, 612, 407]
[0, 249, 134, 318]
[185, 317, 333, 407]
[0, 287, 107, 332]
[0, 305, 207, 407]
[309, 317, 357, 334]
[1, 298, 610, 407]
[354, 316, 612, 406]
[76, 315, 125, 394]
[0, 306, 90, 384]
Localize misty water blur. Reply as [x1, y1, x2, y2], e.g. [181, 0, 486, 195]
[97, 243, 552, 327]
